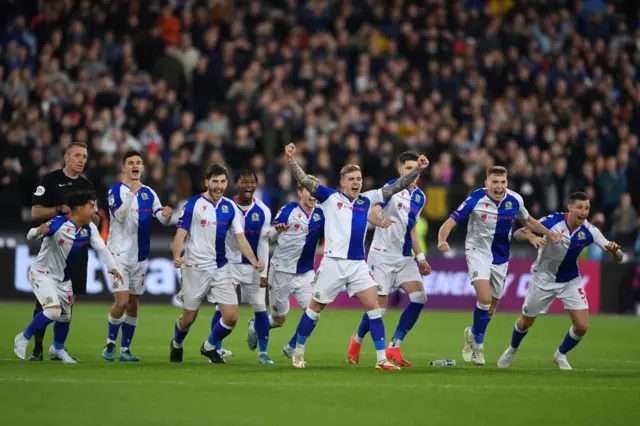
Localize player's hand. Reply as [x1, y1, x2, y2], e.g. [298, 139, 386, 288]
[274, 223, 289, 232]
[254, 261, 265, 273]
[38, 222, 50, 235]
[549, 232, 562, 244]
[528, 235, 547, 249]
[260, 277, 268, 288]
[604, 242, 621, 253]
[418, 260, 432, 276]
[285, 143, 296, 158]
[161, 206, 173, 217]
[57, 204, 71, 214]
[108, 269, 123, 282]
[130, 180, 143, 194]
[379, 218, 396, 228]
[174, 256, 184, 268]
[417, 155, 429, 169]
[438, 241, 450, 252]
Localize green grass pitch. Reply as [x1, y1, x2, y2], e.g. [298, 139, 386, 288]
[1, 302, 638, 426]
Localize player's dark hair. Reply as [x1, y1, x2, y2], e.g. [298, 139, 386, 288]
[65, 142, 88, 155]
[205, 163, 228, 180]
[235, 170, 258, 184]
[67, 190, 96, 210]
[122, 150, 143, 164]
[398, 151, 420, 164]
[569, 192, 589, 203]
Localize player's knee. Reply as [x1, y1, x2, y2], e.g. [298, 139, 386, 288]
[408, 290, 427, 305]
[114, 297, 129, 310]
[222, 312, 238, 327]
[573, 322, 589, 336]
[43, 307, 62, 322]
[58, 311, 72, 323]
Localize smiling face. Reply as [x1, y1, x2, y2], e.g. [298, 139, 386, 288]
[568, 199, 590, 227]
[235, 173, 257, 205]
[298, 187, 317, 211]
[485, 172, 507, 201]
[206, 174, 227, 202]
[340, 165, 363, 200]
[123, 155, 144, 182]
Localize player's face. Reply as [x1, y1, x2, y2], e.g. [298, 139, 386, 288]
[298, 187, 317, 210]
[206, 174, 227, 201]
[65, 146, 88, 174]
[76, 200, 96, 224]
[485, 173, 507, 201]
[123, 156, 144, 181]
[235, 174, 257, 203]
[568, 200, 590, 226]
[398, 160, 419, 188]
[340, 171, 363, 199]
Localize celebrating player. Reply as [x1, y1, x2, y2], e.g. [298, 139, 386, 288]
[286, 143, 429, 370]
[265, 175, 325, 360]
[348, 152, 431, 367]
[14, 190, 122, 363]
[497, 192, 623, 370]
[102, 150, 174, 362]
[169, 164, 264, 364]
[437, 166, 561, 365]
[223, 171, 272, 364]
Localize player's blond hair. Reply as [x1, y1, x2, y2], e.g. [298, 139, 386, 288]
[340, 164, 361, 179]
[486, 166, 508, 178]
[297, 174, 319, 190]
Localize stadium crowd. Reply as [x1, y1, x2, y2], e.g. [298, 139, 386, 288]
[0, 0, 639, 242]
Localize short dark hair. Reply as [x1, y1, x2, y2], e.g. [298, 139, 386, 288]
[205, 163, 228, 180]
[65, 142, 88, 155]
[67, 190, 96, 210]
[122, 150, 143, 164]
[235, 170, 258, 184]
[569, 192, 589, 203]
[398, 151, 420, 164]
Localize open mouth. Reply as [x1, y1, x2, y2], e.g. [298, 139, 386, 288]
[132, 169, 140, 177]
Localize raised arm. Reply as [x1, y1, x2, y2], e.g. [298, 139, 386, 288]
[285, 144, 319, 195]
[380, 155, 429, 200]
[32, 205, 67, 220]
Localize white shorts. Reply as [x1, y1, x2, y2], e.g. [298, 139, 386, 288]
[110, 256, 147, 295]
[268, 268, 315, 316]
[29, 268, 74, 313]
[179, 264, 237, 310]
[313, 257, 376, 304]
[522, 276, 588, 317]
[465, 249, 509, 299]
[229, 263, 265, 308]
[367, 252, 422, 296]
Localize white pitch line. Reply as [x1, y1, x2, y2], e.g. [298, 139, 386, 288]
[0, 377, 639, 392]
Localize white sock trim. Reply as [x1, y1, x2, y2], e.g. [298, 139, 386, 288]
[569, 326, 583, 341]
[376, 349, 386, 363]
[514, 320, 527, 334]
[220, 320, 234, 330]
[409, 291, 427, 304]
[305, 308, 320, 321]
[108, 314, 124, 325]
[122, 315, 137, 326]
[476, 301, 491, 310]
[366, 308, 383, 320]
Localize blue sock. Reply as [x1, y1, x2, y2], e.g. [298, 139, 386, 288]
[174, 319, 190, 345]
[107, 315, 122, 342]
[287, 331, 297, 349]
[558, 327, 582, 354]
[368, 312, 386, 351]
[254, 311, 270, 353]
[356, 312, 370, 340]
[393, 302, 423, 342]
[211, 309, 222, 350]
[510, 323, 528, 349]
[121, 316, 137, 349]
[296, 310, 318, 346]
[471, 305, 491, 344]
[24, 312, 54, 339]
[53, 321, 70, 350]
[207, 320, 233, 346]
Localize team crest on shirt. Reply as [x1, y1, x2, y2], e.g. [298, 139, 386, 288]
[356, 199, 364, 205]
[140, 192, 149, 200]
[313, 291, 321, 299]
[108, 194, 115, 206]
[45, 296, 53, 305]
[505, 201, 512, 209]
[80, 228, 88, 237]
[313, 213, 320, 221]
[415, 194, 421, 202]
[221, 205, 229, 213]
[578, 232, 586, 240]
[472, 271, 479, 278]
[251, 212, 260, 221]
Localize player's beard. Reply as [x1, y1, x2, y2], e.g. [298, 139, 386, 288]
[208, 187, 223, 202]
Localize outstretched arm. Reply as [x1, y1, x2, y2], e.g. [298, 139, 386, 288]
[287, 154, 319, 195]
[380, 155, 429, 200]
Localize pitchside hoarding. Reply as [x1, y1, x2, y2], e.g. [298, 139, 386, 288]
[1, 245, 601, 314]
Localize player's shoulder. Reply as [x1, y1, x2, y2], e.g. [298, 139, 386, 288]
[279, 201, 298, 214]
[540, 211, 565, 226]
[220, 196, 239, 212]
[254, 198, 270, 212]
[583, 220, 599, 234]
[77, 174, 94, 189]
[470, 187, 488, 199]
[108, 181, 125, 193]
[184, 194, 203, 210]
[383, 178, 398, 187]
[506, 189, 525, 202]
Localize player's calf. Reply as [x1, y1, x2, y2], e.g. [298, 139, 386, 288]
[386, 287, 426, 367]
[15, 306, 62, 360]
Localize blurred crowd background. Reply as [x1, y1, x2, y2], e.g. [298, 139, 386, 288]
[0, 0, 639, 250]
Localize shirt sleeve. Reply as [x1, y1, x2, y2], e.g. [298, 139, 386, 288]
[150, 188, 172, 226]
[314, 184, 336, 203]
[31, 173, 55, 207]
[450, 194, 480, 223]
[230, 204, 245, 235]
[590, 225, 610, 250]
[89, 223, 117, 270]
[44, 216, 67, 237]
[107, 185, 124, 215]
[362, 189, 384, 206]
[176, 198, 196, 231]
[513, 193, 530, 221]
[272, 203, 295, 226]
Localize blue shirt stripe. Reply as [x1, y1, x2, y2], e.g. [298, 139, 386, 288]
[346, 196, 371, 260]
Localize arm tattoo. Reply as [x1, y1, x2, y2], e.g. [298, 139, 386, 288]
[288, 157, 319, 194]
[381, 167, 421, 200]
